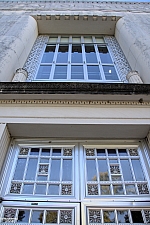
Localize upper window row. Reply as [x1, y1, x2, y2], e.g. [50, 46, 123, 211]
[36, 36, 119, 82]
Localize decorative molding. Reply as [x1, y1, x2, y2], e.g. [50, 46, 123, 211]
[104, 36, 131, 82]
[126, 71, 143, 84]
[12, 68, 28, 82]
[0, 99, 150, 106]
[24, 36, 49, 81]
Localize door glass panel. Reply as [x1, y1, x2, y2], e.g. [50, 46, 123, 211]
[113, 185, 124, 195]
[71, 45, 82, 63]
[85, 45, 97, 63]
[71, 65, 84, 79]
[120, 159, 133, 181]
[62, 159, 72, 181]
[36, 66, 51, 79]
[50, 159, 61, 181]
[35, 184, 46, 194]
[101, 185, 111, 195]
[54, 65, 67, 79]
[117, 210, 129, 223]
[87, 65, 101, 80]
[103, 211, 115, 223]
[17, 210, 30, 223]
[25, 158, 38, 180]
[125, 184, 137, 195]
[98, 160, 109, 181]
[86, 159, 97, 181]
[13, 158, 26, 180]
[132, 159, 145, 181]
[56, 45, 68, 63]
[31, 210, 44, 223]
[41, 45, 55, 63]
[48, 185, 59, 195]
[22, 184, 34, 194]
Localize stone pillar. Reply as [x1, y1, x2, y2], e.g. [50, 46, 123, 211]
[0, 124, 10, 173]
[126, 71, 143, 83]
[12, 68, 28, 82]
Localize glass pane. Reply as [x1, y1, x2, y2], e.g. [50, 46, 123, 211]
[118, 149, 128, 156]
[48, 185, 59, 195]
[98, 160, 109, 181]
[98, 46, 113, 64]
[85, 45, 97, 63]
[71, 65, 84, 79]
[37, 175, 47, 181]
[72, 37, 81, 43]
[48, 37, 58, 43]
[97, 149, 106, 156]
[31, 210, 43, 223]
[95, 37, 104, 43]
[131, 211, 144, 223]
[125, 184, 136, 195]
[56, 45, 68, 63]
[17, 210, 30, 223]
[40, 158, 49, 163]
[41, 149, 50, 156]
[52, 149, 61, 156]
[13, 158, 26, 180]
[60, 37, 69, 43]
[30, 148, 39, 155]
[87, 65, 101, 80]
[22, 184, 34, 194]
[36, 65, 51, 79]
[103, 211, 115, 223]
[120, 160, 133, 181]
[132, 159, 145, 181]
[62, 159, 72, 181]
[117, 210, 130, 223]
[113, 185, 124, 195]
[50, 159, 61, 181]
[109, 159, 118, 163]
[35, 184, 46, 194]
[108, 149, 117, 156]
[103, 65, 118, 80]
[112, 175, 121, 181]
[84, 36, 92, 43]
[71, 45, 82, 63]
[25, 158, 38, 180]
[46, 211, 58, 223]
[86, 159, 97, 181]
[101, 185, 111, 195]
[41, 45, 55, 63]
[54, 65, 67, 79]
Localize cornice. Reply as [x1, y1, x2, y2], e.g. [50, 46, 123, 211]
[0, 99, 150, 106]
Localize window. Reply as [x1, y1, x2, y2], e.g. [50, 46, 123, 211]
[35, 36, 119, 82]
[1, 141, 150, 224]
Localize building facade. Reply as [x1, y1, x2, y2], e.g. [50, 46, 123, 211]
[0, 0, 150, 224]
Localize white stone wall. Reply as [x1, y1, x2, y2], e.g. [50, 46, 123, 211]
[0, 14, 38, 81]
[0, 124, 10, 173]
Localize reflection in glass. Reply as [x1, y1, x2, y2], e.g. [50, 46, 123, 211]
[71, 66, 84, 79]
[117, 210, 129, 223]
[86, 160, 97, 181]
[31, 210, 43, 223]
[101, 185, 111, 195]
[131, 211, 144, 223]
[108, 149, 117, 156]
[48, 185, 59, 195]
[71, 45, 82, 63]
[22, 184, 34, 194]
[120, 160, 133, 181]
[85, 45, 97, 63]
[62, 160, 72, 181]
[98, 46, 112, 63]
[46, 211, 58, 223]
[36, 66, 51, 79]
[41, 45, 55, 63]
[98, 160, 109, 181]
[118, 149, 128, 156]
[132, 160, 145, 181]
[13, 158, 26, 180]
[54, 66, 67, 79]
[41, 149, 50, 156]
[103, 65, 118, 80]
[17, 210, 30, 223]
[113, 185, 124, 195]
[25, 159, 38, 180]
[125, 184, 136, 195]
[35, 184, 46, 195]
[87, 66, 101, 80]
[52, 149, 61, 156]
[97, 149, 106, 156]
[103, 211, 115, 223]
[112, 176, 121, 181]
[37, 175, 47, 181]
[56, 45, 68, 63]
[50, 159, 60, 181]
